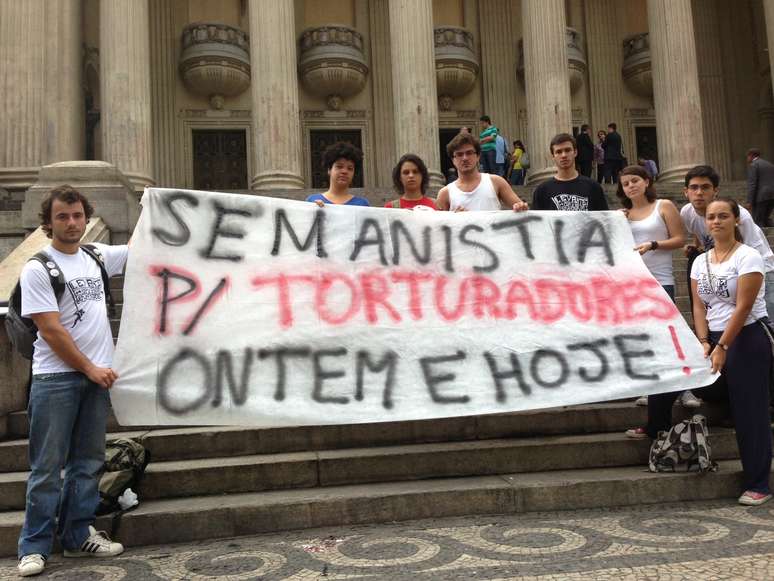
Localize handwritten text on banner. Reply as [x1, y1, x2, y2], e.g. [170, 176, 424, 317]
[111, 188, 715, 426]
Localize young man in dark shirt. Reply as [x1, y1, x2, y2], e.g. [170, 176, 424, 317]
[531, 132, 610, 211]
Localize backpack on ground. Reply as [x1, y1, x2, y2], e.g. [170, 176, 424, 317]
[648, 414, 718, 473]
[97, 438, 150, 516]
[4, 244, 114, 359]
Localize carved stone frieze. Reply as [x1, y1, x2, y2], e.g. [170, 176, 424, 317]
[297, 25, 369, 110]
[434, 26, 479, 109]
[622, 33, 652, 99]
[179, 23, 251, 109]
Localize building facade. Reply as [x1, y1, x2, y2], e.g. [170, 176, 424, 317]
[0, 0, 773, 198]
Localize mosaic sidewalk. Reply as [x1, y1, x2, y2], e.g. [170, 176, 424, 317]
[3, 499, 774, 580]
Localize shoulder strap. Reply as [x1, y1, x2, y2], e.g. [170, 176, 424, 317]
[81, 244, 116, 317]
[391, 199, 401, 209]
[29, 251, 66, 302]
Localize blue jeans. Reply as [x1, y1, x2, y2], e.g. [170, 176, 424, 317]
[18, 372, 109, 558]
[480, 149, 497, 174]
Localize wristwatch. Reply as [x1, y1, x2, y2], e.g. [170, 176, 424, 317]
[717, 342, 728, 351]
[650, 240, 659, 251]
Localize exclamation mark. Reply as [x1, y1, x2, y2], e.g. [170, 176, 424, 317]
[669, 325, 691, 376]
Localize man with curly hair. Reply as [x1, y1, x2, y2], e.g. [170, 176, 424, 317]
[17, 185, 127, 577]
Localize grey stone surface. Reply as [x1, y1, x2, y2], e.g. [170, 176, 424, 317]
[3, 499, 774, 579]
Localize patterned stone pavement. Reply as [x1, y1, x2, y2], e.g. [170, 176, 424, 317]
[4, 499, 774, 580]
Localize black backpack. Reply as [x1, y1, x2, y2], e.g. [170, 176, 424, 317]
[4, 244, 115, 359]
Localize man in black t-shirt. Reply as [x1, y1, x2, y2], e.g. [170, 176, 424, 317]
[531, 132, 610, 211]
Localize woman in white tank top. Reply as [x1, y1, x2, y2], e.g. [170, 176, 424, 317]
[617, 165, 684, 298]
[616, 165, 702, 411]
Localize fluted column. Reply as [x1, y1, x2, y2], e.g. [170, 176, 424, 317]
[692, 0, 731, 179]
[522, 0, 572, 184]
[149, 0, 178, 187]
[388, 0, 443, 189]
[766, 0, 774, 104]
[478, 0, 519, 142]
[100, 0, 154, 190]
[583, 0, 625, 147]
[248, 0, 304, 190]
[647, 0, 704, 182]
[0, 0, 83, 191]
[369, 0, 397, 188]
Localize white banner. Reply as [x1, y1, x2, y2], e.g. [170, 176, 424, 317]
[111, 188, 715, 426]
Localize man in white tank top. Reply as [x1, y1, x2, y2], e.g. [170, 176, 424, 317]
[436, 132, 528, 212]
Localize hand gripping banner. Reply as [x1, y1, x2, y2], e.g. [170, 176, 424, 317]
[111, 188, 715, 426]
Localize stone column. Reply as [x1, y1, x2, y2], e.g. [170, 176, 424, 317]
[766, 0, 774, 103]
[478, 0, 519, 142]
[0, 0, 83, 191]
[369, 0, 397, 189]
[100, 0, 155, 190]
[692, 0, 731, 179]
[647, 0, 704, 182]
[522, 0, 572, 184]
[248, 0, 304, 190]
[149, 0, 179, 188]
[583, 0, 625, 147]
[388, 0, 443, 189]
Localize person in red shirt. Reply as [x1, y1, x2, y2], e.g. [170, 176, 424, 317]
[385, 154, 437, 210]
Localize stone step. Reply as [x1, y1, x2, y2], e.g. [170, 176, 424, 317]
[0, 459, 755, 557]
[5, 408, 158, 441]
[1, 401, 730, 470]
[0, 429, 745, 511]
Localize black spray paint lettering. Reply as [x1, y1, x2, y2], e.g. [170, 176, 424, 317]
[154, 335, 659, 416]
[153, 267, 230, 336]
[271, 208, 328, 258]
[151, 192, 199, 246]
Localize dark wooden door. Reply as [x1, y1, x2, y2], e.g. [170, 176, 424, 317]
[193, 129, 248, 190]
[439, 128, 460, 183]
[635, 126, 659, 168]
[310, 130, 363, 189]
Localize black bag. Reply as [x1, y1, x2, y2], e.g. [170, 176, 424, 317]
[648, 414, 718, 473]
[4, 245, 114, 359]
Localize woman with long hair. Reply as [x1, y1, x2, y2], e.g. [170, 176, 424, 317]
[690, 198, 772, 505]
[509, 140, 526, 186]
[615, 165, 701, 410]
[385, 154, 436, 210]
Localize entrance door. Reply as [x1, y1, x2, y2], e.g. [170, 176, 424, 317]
[192, 129, 248, 190]
[310, 130, 363, 189]
[635, 126, 659, 169]
[439, 128, 459, 183]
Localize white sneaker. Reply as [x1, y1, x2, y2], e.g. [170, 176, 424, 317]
[63, 526, 124, 558]
[635, 396, 648, 406]
[17, 554, 45, 577]
[680, 390, 702, 408]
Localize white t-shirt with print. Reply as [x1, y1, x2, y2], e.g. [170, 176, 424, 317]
[20, 243, 129, 374]
[680, 203, 774, 272]
[690, 243, 767, 331]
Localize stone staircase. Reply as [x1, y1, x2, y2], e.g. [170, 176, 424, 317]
[0, 397, 760, 555]
[0, 180, 771, 557]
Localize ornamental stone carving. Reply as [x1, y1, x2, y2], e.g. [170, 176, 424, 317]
[298, 25, 368, 110]
[517, 27, 587, 94]
[622, 33, 652, 99]
[434, 26, 479, 111]
[179, 23, 251, 110]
